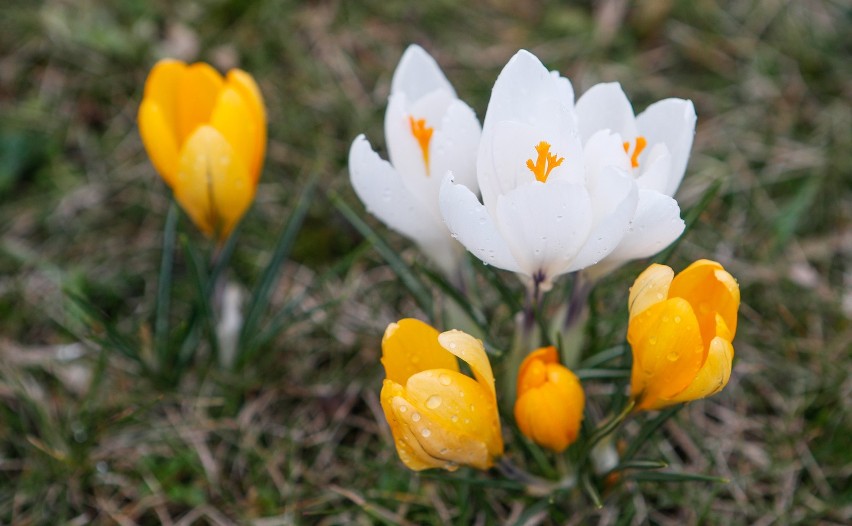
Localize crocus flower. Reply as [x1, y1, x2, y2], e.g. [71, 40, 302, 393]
[514, 346, 585, 453]
[138, 59, 266, 241]
[349, 45, 481, 276]
[380, 318, 503, 471]
[439, 50, 638, 291]
[574, 82, 696, 276]
[628, 260, 739, 411]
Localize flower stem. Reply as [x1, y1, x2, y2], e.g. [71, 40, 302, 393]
[496, 457, 576, 497]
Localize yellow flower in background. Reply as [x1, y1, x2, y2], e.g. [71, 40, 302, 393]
[380, 319, 503, 471]
[138, 59, 267, 240]
[628, 260, 740, 411]
[514, 346, 585, 453]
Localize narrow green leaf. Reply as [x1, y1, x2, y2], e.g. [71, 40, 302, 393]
[575, 368, 630, 380]
[180, 236, 219, 361]
[622, 405, 682, 462]
[628, 471, 728, 483]
[241, 178, 316, 351]
[155, 200, 179, 367]
[580, 344, 628, 369]
[581, 472, 603, 508]
[419, 264, 489, 331]
[331, 193, 433, 316]
[609, 459, 668, 473]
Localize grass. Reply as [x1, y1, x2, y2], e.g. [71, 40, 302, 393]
[1, 0, 850, 524]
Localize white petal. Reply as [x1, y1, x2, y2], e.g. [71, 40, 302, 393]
[635, 143, 672, 193]
[439, 175, 522, 273]
[569, 167, 638, 271]
[582, 129, 631, 184]
[603, 189, 685, 264]
[551, 70, 575, 106]
[390, 44, 456, 101]
[493, 181, 593, 282]
[430, 100, 482, 194]
[349, 135, 447, 246]
[575, 82, 638, 144]
[636, 98, 696, 196]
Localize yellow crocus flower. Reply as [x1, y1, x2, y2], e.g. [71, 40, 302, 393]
[628, 260, 740, 411]
[380, 319, 503, 471]
[514, 346, 585, 453]
[138, 59, 266, 240]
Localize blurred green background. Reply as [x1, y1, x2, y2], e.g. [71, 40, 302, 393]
[0, 0, 849, 524]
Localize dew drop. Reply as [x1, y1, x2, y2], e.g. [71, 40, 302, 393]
[449, 342, 457, 349]
[421, 428, 431, 438]
[649, 337, 658, 345]
[440, 448, 449, 455]
[656, 293, 664, 300]
[667, 351, 679, 362]
[469, 404, 475, 411]
[674, 315, 682, 323]
[451, 415, 459, 423]
[411, 412, 421, 422]
[426, 395, 442, 409]
[439, 374, 452, 386]
[399, 405, 407, 413]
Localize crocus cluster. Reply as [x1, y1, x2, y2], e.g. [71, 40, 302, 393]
[346, 48, 740, 475]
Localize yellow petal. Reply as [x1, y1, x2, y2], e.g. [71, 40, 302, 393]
[516, 346, 556, 396]
[438, 330, 496, 400]
[381, 319, 459, 386]
[405, 368, 502, 459]
[380, 380, 441, 471]
[178, 62, 224, 144]
[226, 69, 267, 181]
[174, 125, 255, 240]
[142, 59, 185, 136]
[391, 390, 492, 471]
[138, 99, 179, 187]
[210, 86, 257, 182]
[668, 259, 740, 347]
[628, 297, 705, 410]
[628, 264, 674, 320]
[670, 332, 733, 404]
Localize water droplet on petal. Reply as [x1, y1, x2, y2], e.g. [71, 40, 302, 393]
[426, 395, 442, 409]
[411, 412, 421, 422]
[399, 406, 407, 413]
[674, 315, 682, 323]
[667, 351, 679, 362]
[451, 415, 459, 423]
[439, 374, 452, 386]
[649, 337, 658, 345]
[421, 428, 431, 438]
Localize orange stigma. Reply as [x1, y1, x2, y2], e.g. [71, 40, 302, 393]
[623, 136, 647, 168]
[526, 141, 564, 183]
[409, 116, 434, 175]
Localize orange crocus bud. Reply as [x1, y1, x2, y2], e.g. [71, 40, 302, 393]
[379, 319, 503, 471]
[138, 60, 267, 241]
[628, 260, 740, 411]
[514, 346, 585, 453]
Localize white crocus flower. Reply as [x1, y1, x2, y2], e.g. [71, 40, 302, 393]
[349, 45, 481, 277]
[574, 82, 696, 277]
[439, 50, 638, 292]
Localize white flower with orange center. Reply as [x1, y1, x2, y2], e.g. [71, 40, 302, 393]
[439, 50, 638, 290]
[574, 82, 697, 277]
[349, 45, 481, 276]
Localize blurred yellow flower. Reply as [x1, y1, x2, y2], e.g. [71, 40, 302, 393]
[138, 59, 266, 240]
[514, 346, 584, 453]
[628, 260, 740, 411]
[380, 319, 503, 471]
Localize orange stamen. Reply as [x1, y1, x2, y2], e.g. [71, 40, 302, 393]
[409, 116, 434, 175]
[526, 141, 564, 183]
[622, 136, 647, 168]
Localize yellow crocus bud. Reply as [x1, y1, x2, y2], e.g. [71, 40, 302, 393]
[138, 59, 267, 241]
[514, 346, 585, 453]
[628, 259, 740, 411]
[380, 319, 503, 471]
